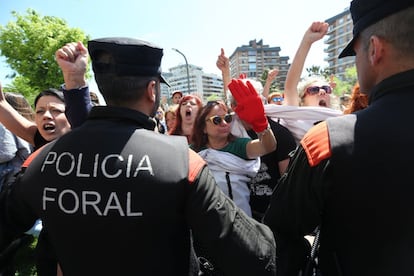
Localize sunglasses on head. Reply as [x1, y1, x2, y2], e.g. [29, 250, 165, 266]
[305, 85, 332, 95]
[206, 114, 233, 125]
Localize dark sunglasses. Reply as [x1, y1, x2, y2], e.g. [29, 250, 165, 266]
[305, 85, 332, 95]
[271, 97, 283, 102]
[206, 114, 233, 125]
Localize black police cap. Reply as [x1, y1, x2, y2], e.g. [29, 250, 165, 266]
[88, 37, 170, 86]
[339, 0, 414, 58]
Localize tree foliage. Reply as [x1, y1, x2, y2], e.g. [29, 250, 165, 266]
[306, 65, 331, 79]
[0, 9, 90, 102]
[259, 69, 282, 93]
[331, 65, 358, 96]
[304, 65, 358, 97]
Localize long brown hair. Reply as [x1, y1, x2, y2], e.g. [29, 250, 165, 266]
[191, 100, 235, 152]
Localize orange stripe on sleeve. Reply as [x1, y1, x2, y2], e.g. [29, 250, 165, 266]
[188, 149, 206, 184]
[22, 144, 47, 168]
[300, 121, 332, 167]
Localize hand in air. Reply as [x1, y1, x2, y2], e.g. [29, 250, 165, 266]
[228, 79, 268, 133]
[55, 41, 88, 76]
[304, 21, 329, 44]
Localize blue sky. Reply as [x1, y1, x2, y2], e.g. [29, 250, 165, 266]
[0, 0, 351, 86]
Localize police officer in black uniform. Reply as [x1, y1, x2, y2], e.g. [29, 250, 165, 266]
[263, 1, 414, 275]
[0, 38, 276, 275]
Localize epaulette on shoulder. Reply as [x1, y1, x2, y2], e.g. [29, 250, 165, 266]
[188, 149, 206, 184]
[300, 121, 332, 167]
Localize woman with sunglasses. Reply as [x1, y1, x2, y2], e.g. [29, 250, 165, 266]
[262, 21, 342, 144]
[191, 80, 276, 217]
[283, 21, 333, 108]
[268, 91, 284, 105]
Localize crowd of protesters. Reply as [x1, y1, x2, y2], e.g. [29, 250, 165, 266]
[1, 0, 414, 275]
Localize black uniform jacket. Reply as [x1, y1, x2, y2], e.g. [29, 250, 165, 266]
[264, 69, 414, 276]
[0, 106, 276, 276]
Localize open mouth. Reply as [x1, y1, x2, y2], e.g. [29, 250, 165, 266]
[43, 123, 56, 132]
[318, 100, 327, 107]
[185, 110, 191, 117]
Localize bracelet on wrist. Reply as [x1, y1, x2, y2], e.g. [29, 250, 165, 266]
[256, 124, 271, 137]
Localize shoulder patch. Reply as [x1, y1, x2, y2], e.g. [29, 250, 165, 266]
[300, 121, 332, 167]
[188, 149, 206, 184]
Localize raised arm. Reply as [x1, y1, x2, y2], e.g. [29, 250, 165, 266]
[262, 68, 279, 101]
[284, 21, 329, 106]
[228, 79, 277, 158]
[0, 81, 37, 145]
[55, 41, 88, 90]
[55, 41, 92, 128]
[216, 48, 231, 104]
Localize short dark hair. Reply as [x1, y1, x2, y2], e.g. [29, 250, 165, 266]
[360, 6, 414, 59]
[34, 88, 65, 108]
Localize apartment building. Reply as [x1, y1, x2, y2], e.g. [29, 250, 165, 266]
[228, 39, 289, 90]
[161, 64, 224, 103]
[325, 8, 355, 80]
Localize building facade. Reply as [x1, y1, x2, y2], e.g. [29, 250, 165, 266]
[228, 39, 289, 90]
[325, 8, 355, 80]
[161, 64, 224, 104]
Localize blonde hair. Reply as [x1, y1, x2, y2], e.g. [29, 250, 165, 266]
[297, 75, 329, 104]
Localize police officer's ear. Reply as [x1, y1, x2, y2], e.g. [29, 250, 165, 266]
[144, 80, 158, 103]
[368, 35, 387, 66]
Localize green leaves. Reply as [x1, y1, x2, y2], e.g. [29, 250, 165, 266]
[0, 9, 91, 104]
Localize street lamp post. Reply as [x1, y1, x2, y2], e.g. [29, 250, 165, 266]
[172, 48, 191, 94]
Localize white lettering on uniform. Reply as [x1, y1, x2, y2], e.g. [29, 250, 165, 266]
[126, 154, 133, 178]
[103, 192, 124, 216]
[134, 155, 154, 176]
[43, 187, 57, 210]
[76, 153, 90, 177]
[58, 189, 79, 214]
[127, 192, 142, 216]
[40, 152, 154, 179]
[102, 154, 122, 178]
[57, 152, 75, 176]
[42, 188, 143, 217]
[82, 191, 102, 215]
[93, 154, 99, 177]
[41, 152, 57, 172]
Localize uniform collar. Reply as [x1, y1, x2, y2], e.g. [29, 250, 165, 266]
[369, 68, 414, 104]
[88, 106, 156, 130]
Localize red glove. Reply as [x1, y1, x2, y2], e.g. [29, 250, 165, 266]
[228, 79, 268, 133]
